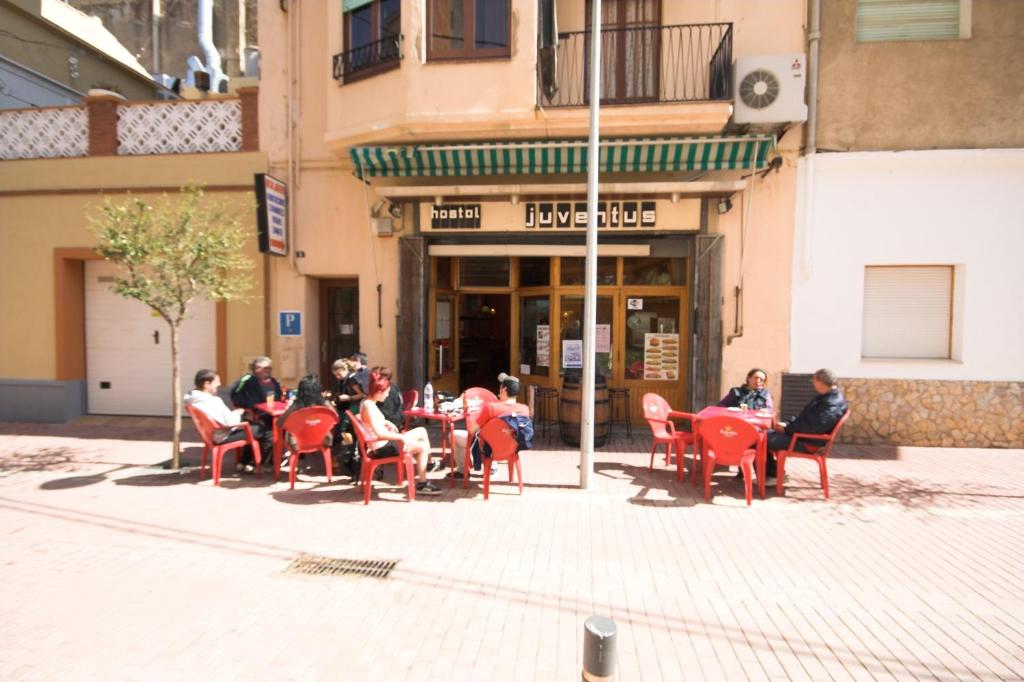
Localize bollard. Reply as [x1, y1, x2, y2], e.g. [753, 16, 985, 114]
[582, 616, 617, 681]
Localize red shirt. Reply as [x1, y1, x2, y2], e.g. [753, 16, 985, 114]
[477, 400, 530, 431]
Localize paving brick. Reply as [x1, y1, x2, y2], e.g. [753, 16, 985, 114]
[0, 421, 1023, 680]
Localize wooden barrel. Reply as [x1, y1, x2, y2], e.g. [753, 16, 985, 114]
[560, 373, 611, 448]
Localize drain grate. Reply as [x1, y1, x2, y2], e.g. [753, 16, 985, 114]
[283, 554, 398, 579]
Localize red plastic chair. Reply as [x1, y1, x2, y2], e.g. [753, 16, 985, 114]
[776, 410, 850, 499]
[280, 406, 339, 490]
[186, 404, 260, 487]
[400, 389, 419, 431]
[699, 415, 764, 505]
[476, 418, 523, 500]
[641, 393, 697, 481]
[458, 387, 498, 484]
[350, 413, 416, 504]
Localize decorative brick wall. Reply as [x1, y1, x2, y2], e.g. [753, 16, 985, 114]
[841, 378, 1023, 448]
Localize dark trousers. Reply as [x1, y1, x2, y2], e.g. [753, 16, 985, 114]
[217, 422, 273, 466]
[766, 431, 817, 477]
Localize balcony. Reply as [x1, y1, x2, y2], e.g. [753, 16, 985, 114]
[538, 23, 732, 108]
[332, 35, 403, 85]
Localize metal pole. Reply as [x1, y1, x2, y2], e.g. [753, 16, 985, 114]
[579, 0, 602, 489]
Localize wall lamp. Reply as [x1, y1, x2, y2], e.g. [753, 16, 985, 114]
[717, 197, 734, 215]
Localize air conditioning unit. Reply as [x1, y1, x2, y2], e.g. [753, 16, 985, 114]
[733, 54, 808, 126]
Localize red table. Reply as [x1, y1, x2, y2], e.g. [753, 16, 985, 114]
[695, 406, 775, 499]
[402, 408, 464, 486]
[255, 400, 289, 479]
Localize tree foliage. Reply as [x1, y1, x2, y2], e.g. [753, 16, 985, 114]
[91, 184, 254, 323]
[90, 184, 255, 468]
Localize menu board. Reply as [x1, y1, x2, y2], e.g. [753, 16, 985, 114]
[643, 333, 680, 380]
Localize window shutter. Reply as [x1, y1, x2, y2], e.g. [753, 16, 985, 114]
[343, 0, 374, 12]
[856, 0, 961, 42]
[862, 266, 952, 359]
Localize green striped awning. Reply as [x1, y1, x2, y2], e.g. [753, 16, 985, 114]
[350, 135, 776, 179]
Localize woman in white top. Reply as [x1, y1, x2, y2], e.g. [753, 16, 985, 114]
[360, 371, 440, 496]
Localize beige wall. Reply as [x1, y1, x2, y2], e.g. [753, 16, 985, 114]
[0, 153, 268, 382]
[714, 130, 802, 400]
[817, 0, 1024, 151]
[0, 2, 158, 101]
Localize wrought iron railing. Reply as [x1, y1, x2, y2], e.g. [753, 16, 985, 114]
[537, 23, 732, 107]
[332, 34, 403, 84]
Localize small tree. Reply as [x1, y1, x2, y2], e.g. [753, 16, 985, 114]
[91, 184, 254, 468]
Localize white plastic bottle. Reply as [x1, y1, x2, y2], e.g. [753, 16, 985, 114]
[423, 381, 434, 413]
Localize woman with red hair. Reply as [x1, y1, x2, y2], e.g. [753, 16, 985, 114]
[359, 370, 440, 495]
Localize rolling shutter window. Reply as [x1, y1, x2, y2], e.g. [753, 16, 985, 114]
[856, 0, 962, 42]
[862, 266, 953, 359]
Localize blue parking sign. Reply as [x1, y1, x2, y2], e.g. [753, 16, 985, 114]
[279, 311, 302, 336]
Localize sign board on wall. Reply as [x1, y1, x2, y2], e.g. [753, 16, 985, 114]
[279, 311, 302, 336]
[419, 198, 699, 233]
[255, 173, 288, 256]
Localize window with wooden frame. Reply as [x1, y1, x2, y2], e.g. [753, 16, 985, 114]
[338, 0, 402, 83]
[427, 0, 511, 61]
[862, 265, 954, 359]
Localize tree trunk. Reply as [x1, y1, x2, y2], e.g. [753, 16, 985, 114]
[170, 322, 182, 469]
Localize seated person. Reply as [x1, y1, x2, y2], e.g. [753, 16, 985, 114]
[717, 367, 774, 411]
[279, 374, 337, 458]
[371, 365, 404, 430]
[185, 369, 273, 470]
[230, 356, 283, 411]
[765, 368, 848, 481]
[450, 372, 532, 480]
[360, 371, 440, 496]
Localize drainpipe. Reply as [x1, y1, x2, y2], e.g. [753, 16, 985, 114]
[806, 0, 821, 154]
[197, 0, 226, 92]
[151, 0, 161, 75]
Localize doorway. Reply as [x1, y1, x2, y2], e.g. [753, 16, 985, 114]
[319, 279, 359, 381]
[457, 293, 510, 393]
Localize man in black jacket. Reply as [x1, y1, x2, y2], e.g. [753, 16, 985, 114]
[766, 368, 848, 481]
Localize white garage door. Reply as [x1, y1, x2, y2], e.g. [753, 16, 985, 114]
[85, 260, 216, 416]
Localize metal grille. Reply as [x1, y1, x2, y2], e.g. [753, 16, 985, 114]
[284, 554, 397, 579]
[780, 373, 816, 421]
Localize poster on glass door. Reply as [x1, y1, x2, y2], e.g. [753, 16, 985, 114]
[643, 333, 679, 380]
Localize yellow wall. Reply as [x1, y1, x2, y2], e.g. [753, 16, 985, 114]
[0, 152, 268, 382]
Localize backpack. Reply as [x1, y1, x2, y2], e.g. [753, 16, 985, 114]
[229, 374, 253, 408]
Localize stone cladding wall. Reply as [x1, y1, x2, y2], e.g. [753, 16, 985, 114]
[840, 379, 1023, 448]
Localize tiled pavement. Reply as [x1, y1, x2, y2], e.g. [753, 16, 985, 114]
[0, 418, 1022, 681]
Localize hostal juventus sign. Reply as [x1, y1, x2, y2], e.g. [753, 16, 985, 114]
[525, 201, 657, 229]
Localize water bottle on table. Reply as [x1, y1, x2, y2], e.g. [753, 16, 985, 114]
[423, 382, 434, 413]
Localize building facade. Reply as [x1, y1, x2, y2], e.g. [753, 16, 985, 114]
[0, 0, 166, 109]
[0, 89, 268, 422]
[258, 0, 809, 425]
[791, 0, 1024, 446]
